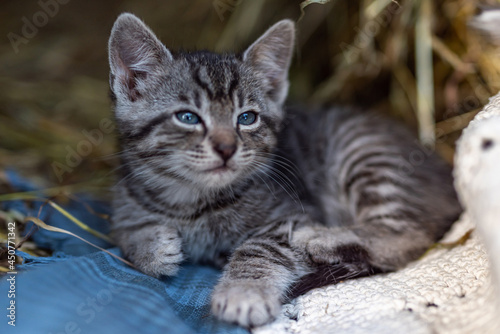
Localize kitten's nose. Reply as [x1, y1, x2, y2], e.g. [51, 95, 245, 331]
[213, 142, 237, 161]
[211, 130, 237, 161]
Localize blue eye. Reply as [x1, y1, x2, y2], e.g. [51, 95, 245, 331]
[176, 111, 200, 125]
[237, 112, 257, 125]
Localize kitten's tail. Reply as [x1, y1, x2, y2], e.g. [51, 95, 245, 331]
[288, 263, 383, 299]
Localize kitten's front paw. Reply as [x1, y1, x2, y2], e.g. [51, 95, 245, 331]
[127, 235, 183, 278]
[211, 282, 281, 328]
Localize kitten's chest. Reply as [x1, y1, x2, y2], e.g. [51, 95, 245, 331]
[177, 211, 257, 265]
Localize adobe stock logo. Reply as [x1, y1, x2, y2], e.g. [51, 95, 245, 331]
[7, 0, 70, 54]
[52, 118, 115, 183]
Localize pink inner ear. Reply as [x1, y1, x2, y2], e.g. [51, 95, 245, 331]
[109, 14, 173, 102]
[246, 44, 291, 103]
[119, 37, 156, 71]
[112, 51, 144, 102]
[113, 35, 157, 99]
[243, 20, 294, 104]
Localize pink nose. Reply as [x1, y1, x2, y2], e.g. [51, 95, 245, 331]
[213, 142, 236, 161]
[211, 129, 237, 161]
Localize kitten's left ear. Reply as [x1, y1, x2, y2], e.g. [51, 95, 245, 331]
[108, 13, 173, 102]
[243, 20, 295, 104]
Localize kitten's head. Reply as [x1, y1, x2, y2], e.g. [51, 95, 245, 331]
[109, 13, 294, 190]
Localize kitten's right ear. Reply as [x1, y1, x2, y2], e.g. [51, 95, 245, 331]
[243, 20, 295, 105]
[108, 13, 172, 102]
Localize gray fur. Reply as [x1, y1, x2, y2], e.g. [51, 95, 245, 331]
[108, 13, 461, 328]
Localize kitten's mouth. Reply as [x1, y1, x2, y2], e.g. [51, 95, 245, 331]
[204, 163, 235, 174]
[205, 166, 232, 173]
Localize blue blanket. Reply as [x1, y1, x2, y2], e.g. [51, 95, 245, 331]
[0, 171, 248, 334]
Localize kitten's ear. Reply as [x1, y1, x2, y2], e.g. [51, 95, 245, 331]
[108, 13, 172, 102]
[243, 20, 295, 104]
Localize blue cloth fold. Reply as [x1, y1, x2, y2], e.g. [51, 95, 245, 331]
[0, 171, 248, 334]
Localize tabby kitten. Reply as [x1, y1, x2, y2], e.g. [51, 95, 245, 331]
[109, 13, 461, 328]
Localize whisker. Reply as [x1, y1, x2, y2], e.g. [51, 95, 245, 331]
[254, 152, 304, 188]
[256, 151, 302, 176]
[251, 160, 304, 212]
[255, 161, 301, 197]
[251, 165, 278, 200]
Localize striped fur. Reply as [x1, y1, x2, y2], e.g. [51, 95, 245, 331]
[108, 14, 461, 327]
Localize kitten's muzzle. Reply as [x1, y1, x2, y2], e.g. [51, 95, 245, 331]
[211, 129, 237, 161]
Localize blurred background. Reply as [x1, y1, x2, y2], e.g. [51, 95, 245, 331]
[0, 0, 499, 195]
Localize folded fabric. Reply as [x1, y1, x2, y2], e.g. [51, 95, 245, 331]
[0, 171, 248, 334]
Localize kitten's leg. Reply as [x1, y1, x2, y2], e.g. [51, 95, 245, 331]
[211, 225, 308, 328]
[289, 192, 454, 296]
[111, 185, 183, 278]
[292, 140, 460, 273]
[291, 223, 429, 272]
[112, 222, 183, 277]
